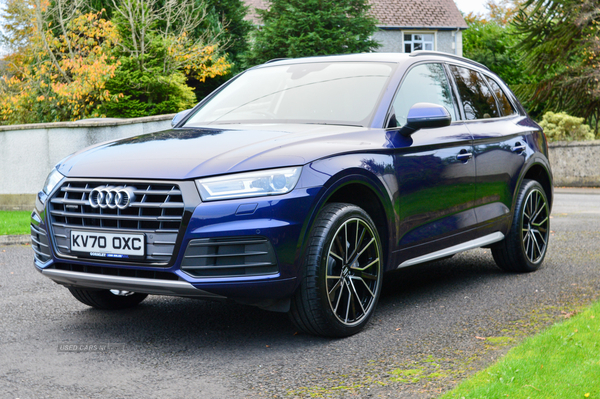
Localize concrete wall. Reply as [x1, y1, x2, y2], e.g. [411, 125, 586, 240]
[548, 140, 600, 187]
[373, 29, 463, 56]
[0, 115, 174, 210]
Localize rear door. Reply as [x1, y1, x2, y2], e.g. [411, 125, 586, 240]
[447, 64, 527, 230]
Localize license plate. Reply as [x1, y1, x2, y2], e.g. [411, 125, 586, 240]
[70, 231, 145, 259]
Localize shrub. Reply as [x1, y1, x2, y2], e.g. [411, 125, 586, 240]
[538, 111, 595, 142]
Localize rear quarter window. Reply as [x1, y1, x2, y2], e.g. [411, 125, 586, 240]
[485, 76, 515, 117]
[448, 65, 500, 120]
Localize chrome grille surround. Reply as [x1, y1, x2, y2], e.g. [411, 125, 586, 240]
[48, 180, 186, 266]
[31, 223, 51, 263]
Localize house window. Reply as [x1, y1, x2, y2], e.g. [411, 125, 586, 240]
[404, 33, 434, 52]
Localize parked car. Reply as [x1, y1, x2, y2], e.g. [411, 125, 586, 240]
[31, 52, 553, 337]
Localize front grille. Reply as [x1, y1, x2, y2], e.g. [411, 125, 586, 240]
[53, 263, 180, 280]
[49, 181, 185, 264]
[31, 223, 51, 263]
[181, 237, 278, 278]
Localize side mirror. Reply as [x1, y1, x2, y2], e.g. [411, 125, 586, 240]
[399, 103, 452, 137]
[171, 109, 192, 128]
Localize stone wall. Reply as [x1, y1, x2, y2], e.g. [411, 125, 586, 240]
[548, 140, 600, 187]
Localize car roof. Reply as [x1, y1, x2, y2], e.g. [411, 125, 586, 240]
[259, 51, 489, 71]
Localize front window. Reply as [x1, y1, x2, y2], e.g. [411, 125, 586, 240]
[185, 62, 396, 127]
[389, 63, 457, 128]
[404, 33, 434, 53]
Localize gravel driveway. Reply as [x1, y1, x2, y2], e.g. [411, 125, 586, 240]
[1, 188, 598, 398]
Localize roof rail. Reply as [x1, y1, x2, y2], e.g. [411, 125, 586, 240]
[264, 58, 289, 64]
[409, 50, 489, 71]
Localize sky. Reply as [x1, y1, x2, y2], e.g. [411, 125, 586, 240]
[454, 0, 490, 16]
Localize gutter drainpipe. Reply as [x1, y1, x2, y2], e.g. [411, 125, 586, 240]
[455, 28, 459, 55]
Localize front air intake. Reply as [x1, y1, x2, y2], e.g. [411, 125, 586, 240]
[181, 237, 278, 278]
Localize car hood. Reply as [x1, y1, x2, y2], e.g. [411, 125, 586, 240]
[57, 124, 385, 180]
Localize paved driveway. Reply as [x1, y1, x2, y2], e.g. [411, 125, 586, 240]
[1, 188, 598, 398]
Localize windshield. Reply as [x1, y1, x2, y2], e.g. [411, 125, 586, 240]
[184, 62, 395, 127]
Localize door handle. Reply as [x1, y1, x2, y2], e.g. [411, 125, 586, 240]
[512, 142, 527, 153]
[457, 149, 473, 162]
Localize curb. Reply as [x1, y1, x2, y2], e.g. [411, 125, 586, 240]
[0, 235, 30, 246]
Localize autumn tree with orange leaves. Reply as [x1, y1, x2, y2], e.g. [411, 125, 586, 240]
[0, 0, 232, 124]
[0, 0, 121, 123]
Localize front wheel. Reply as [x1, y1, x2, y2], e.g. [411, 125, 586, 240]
[289, 203, 383, 337]
[68, 288, 148, 310]
[492, 179, 550, 272]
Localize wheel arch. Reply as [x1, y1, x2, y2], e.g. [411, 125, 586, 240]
[521, 161, 553, 210]
[297, 167, 395, 276]
[325, 181, 391, 266]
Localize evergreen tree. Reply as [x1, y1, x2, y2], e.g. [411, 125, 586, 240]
[513, 0, 600, 131]
[245, 0, 379, 67]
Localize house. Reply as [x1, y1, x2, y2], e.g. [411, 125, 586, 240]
[244, 0, 468, 56]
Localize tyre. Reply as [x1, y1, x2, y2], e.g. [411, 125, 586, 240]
[68, 288, 148, 310]
[492, 179, 550, 272]
[289, 203, 383, 337]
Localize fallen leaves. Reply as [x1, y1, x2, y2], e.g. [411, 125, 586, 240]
[561, 310, 579, 319]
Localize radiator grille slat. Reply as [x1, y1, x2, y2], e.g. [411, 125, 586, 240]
[49, 181, 185, 265]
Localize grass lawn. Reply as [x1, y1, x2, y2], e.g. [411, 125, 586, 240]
[441, 301, 600, 398]
[0, 210, 31, 236]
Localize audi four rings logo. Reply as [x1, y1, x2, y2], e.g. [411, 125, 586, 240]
[89, 186, 137, 209]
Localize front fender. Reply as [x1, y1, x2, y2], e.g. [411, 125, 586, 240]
[293, 153, 397, 278]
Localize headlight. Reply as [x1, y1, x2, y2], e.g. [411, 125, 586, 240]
[42, 168, 65, 195]
[196, 167, 302, 201]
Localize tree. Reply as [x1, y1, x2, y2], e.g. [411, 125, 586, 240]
[244, 0, 379, 67]
[100, 0, 231, 117]
[0, 2, 121, 124]
[201, 0, 252, 68]
[463, 18, 527, 87]
[512, 0, 600, 132]
[0, 0, 232, 122]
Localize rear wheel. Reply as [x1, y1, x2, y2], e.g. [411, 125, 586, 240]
[68, 288, 148, 310]
[289, 203, 383, 337]
[492, 179, 550, 272]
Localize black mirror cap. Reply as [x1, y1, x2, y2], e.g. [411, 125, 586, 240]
[171, 109, 192, 128]
[399, 103, 452, 137]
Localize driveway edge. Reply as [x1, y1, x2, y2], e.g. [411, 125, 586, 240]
[0, 235, 30, 246]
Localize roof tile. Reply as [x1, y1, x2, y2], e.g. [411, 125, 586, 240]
[244, 0, 467, 29]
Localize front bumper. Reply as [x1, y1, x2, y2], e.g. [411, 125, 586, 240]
[41, 268, 224, 298]
[33, 182, 320, 301]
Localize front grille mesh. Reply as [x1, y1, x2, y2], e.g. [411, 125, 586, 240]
[181, 237, 278, 278]
[31, 223, 51, 263]
[49, 181, 185, 264]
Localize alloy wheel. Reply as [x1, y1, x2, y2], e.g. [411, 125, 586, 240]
[521, 188, 549, 264]
[325, 218, 381, 326]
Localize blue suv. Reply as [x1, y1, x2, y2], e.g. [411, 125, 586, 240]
[31, 52, 553, 337]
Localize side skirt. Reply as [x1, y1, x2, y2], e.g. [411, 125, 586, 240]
[398, 232, 505, 268]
